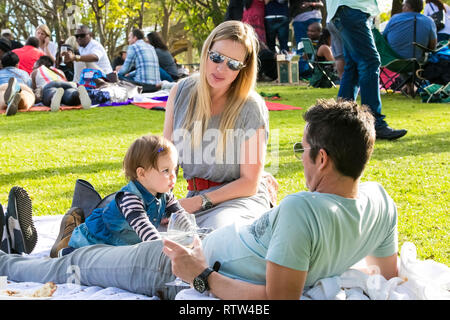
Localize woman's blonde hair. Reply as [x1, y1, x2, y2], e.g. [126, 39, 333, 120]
[123, 135, 176, 181]
[182, 21, 259, 157]
[65, 36, 79, 51]
[37, 24, 51, 38]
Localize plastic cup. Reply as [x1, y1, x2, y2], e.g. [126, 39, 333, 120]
[0, 276, 7, 290]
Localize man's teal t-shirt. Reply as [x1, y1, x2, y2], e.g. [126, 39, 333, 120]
[202, 182, 398, 287]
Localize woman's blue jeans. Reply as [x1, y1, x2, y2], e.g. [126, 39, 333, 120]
[332, 6, 387, 129]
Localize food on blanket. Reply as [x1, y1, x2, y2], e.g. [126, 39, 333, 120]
[31, 282, 57, 297]
[5, 290, 22, 296]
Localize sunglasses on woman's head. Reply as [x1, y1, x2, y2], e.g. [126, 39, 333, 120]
[208, 50, 246, 71]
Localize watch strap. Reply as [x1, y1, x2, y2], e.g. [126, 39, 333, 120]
[200, 194, 213, 210]
[195, 267, 214, 292]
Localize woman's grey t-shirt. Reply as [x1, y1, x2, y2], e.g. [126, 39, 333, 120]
[172, 76, 269, 184]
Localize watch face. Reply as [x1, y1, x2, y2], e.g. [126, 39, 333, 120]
[204, 202, 213, 209]
[193, 277, 206, 293]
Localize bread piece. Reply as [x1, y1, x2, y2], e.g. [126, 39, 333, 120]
[31, 282, 57, 297]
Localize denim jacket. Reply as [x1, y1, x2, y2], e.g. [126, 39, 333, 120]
[69, 180, 167, 247]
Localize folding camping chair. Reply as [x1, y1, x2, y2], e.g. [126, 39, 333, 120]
[300, 38, 337, 88]
[372, 28, 423, 98]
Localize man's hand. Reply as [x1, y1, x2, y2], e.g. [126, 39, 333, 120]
[163, 235, 207, 284]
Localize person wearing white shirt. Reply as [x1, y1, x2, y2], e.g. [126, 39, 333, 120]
[62, 25, 113, 82]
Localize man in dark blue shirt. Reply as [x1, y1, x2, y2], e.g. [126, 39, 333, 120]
[384, 0, 437, 61]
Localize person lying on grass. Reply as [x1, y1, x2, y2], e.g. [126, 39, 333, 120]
[0, 98, 398, 299]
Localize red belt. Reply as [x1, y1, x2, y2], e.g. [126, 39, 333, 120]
[187, 177, 222, 191]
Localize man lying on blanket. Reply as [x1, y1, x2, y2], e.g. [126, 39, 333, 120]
[0, 98, 398, 300]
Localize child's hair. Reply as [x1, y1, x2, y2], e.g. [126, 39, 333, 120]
[123, 135, 176, 181]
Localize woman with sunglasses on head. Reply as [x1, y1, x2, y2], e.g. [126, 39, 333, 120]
[163, 20, 275, 230]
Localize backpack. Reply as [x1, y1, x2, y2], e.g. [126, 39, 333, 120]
[79, 68, 105, 88]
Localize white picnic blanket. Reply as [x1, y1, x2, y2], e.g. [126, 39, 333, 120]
[2, 215, 449, 300]
[2, 215, 157, 300]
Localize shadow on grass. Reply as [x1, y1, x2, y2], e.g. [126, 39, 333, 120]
[0, 162, 122, 187]
[371, 131, 450, 161]
[267, 130, 449, 179]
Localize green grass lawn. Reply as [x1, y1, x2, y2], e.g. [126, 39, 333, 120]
[0, 84, 448, 266]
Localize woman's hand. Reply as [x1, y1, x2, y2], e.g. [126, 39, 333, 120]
[178, 196, 202, 213]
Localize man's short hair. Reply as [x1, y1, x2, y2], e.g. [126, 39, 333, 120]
[303, 99, 376, 180]
[131, 28, 144, 40]
[35, 55, 53, 68]
[25, 36, 40, 48]
[1, 51, 19, 67]
[405, 0, 423, 13]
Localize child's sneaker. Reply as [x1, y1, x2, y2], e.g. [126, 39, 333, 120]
[50, 88, 64, 112]
[6, 186, 37, 254]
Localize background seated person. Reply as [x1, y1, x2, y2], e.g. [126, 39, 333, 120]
[118, 28, 162, 93]
[316, 28, 335, 62]
[424, 0, 450, 43]
[310, 28, 339, 88]
[307, 21, 322, 47]
[31, 56, 66, 90]
[12, 37, 45, 74]
[0, 51, 35, 115]
[257, 40, 278, 81]
[111, 48, 127, 72]
[383, 0, 437, 61]
[30, 55, 67, 103]
[0, 37, 12, 59]
[35, 24, 57, 63]
[62, 25, 113, 82]
[147, 31, 179, 82]
[1, 29, 22, 49]
[0, 52, 31, 87]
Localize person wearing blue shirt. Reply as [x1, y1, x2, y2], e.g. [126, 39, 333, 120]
[0, 51, 35, 116]
[384, 0, 437, 61]
[118, 28, 161, 86]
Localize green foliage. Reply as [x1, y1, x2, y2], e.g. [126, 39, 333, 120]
[176, 0, 228, 51]
[0, 85, 448, 267]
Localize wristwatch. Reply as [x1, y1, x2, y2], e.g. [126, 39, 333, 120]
[75, 54, 81, 62]
[200, 194, 214, 210]
[193, 267, 214, 293]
